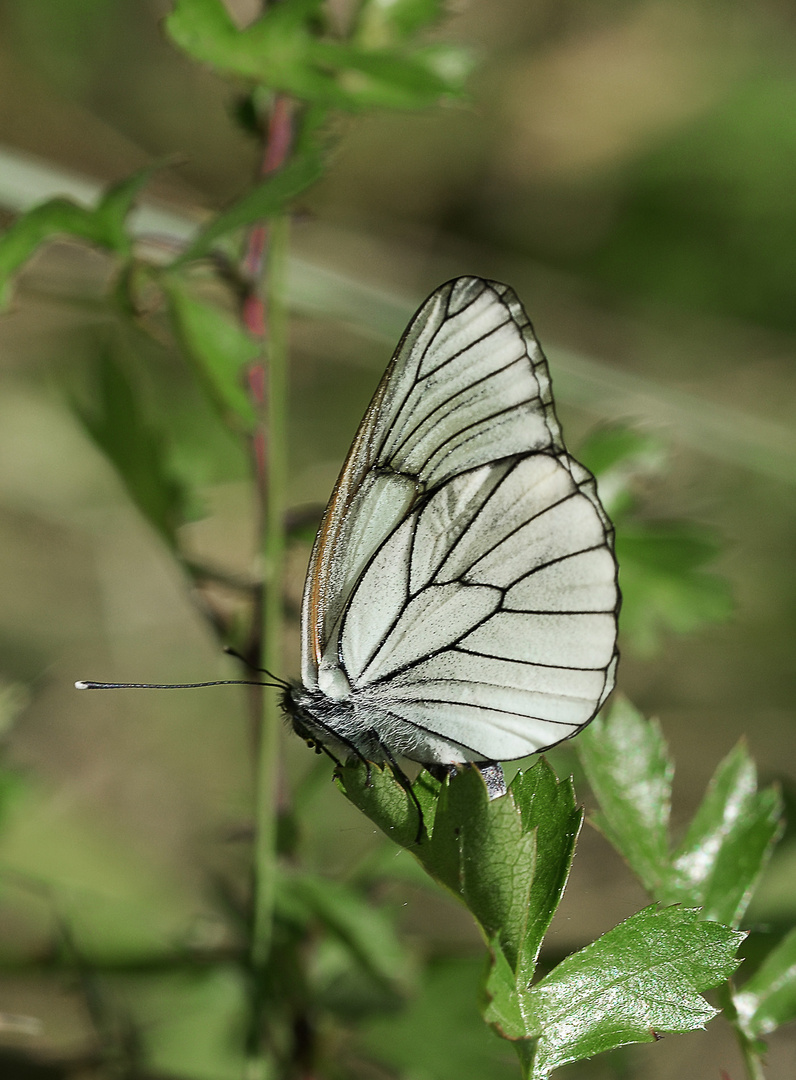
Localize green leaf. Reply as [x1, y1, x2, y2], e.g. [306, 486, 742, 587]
[483, 941, 528, 1041]
[336, 760, 434, 849]
[517, 906, 744, 1078]
[165, 0, 326, 92]
[163, 278, 258, 429]
[165, 0, 467, 110]
[616, 524, 733, 655]
[73, 347, 191, 548]
[426, 768, 536, 972]
[578, 703, 783, 928]
[311, 40, 470, 110]
[509, 762, 582, 978]
[92, 165, 161, 251]
[664, 742, 783, 926]
[577, 698, 673, 895]
[0, 164, 155, 309]
[174, 151, 325, 264]
[356, 0, 448, 40]
[734, 926, 796, 1038]
[277, 871, 415, 992]
[579, 425, 665, 480]
[340, 760, 580, 986]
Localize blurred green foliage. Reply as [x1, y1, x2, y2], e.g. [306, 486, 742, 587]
[0, 0, 794, 1078]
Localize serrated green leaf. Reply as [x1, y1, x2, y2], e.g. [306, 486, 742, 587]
[427, 768, 536, 970]
[577, 699, 672, 895]
[664, 742, 783, 926]
[165, 0, 327, 92]
[163, 279, 258, 429]
[73, 348, 190, 548]
[277, 871, 415, 992]
[483, 941, 528, 1041]
[520, 906, 744, 1078]
[735, 926, 796, 1038]
[616, 524, 733, 655]
[174, 151, 325, 264]
[340, 761, 579, 985]
[509, 762, 582, 978]
[0, 164, 155, 309]
[165, 0, 466, 110]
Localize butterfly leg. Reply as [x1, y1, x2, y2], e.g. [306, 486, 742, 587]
[426, 761, 507, 800]
[476, 761, 507, 799]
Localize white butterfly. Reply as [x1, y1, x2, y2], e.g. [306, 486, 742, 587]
[284, 277, 619, 772]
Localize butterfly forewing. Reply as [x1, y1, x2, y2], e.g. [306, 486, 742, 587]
[295, 277, 619, 765]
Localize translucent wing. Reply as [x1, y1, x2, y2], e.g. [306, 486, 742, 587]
[298, 276, 619, 764]
[302, 277, 565, 688]
[341, 454, 618, 762]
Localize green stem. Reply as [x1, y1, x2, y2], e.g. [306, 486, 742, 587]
[251, 211, 290, 974]
[718, 983, 767, 1080]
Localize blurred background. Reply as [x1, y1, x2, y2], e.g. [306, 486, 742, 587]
[0, 0, 794, 1077]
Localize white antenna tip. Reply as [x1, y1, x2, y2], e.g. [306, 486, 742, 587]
[75, 681, 89, 690]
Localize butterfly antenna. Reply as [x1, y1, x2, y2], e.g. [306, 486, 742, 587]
[223, 646, 290, 689]
[75, 678, 284, 691]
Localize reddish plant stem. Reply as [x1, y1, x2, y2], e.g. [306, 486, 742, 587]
[245, 94, 294, 521]
[240, 93, 293, 748]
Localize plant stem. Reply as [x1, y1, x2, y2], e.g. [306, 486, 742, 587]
[718, 983, 767, 1080]
[240, 95, 294, 1074]
[251, 208, 289, 972]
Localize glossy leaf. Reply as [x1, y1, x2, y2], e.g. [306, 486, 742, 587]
[427, 768, 536, 969]
[505, 907, 743, 1078]
[0, 164, 154, 309]
[340, 759, 582, 996]
[578, 703, 783, 929]
[73, 349, 190, 548]
[577, 698, 672, 895]
[509, 763, 582, 978]
[164, 279, 258, 429]
[734, 926, 796, 1038]
[664, 742, 783, 926]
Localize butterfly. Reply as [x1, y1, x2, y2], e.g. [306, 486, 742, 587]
[283, 277, 619, 779]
